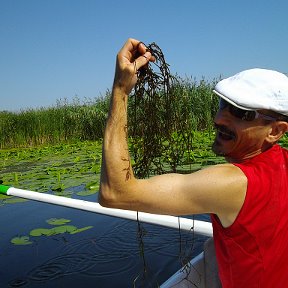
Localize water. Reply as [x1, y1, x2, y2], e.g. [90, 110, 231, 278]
[0, 193, 209, 288]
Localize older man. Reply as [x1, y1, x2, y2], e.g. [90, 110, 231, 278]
[99, 38, 288, 287]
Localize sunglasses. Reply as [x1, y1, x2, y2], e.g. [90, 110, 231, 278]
[219, 99, 277, 121]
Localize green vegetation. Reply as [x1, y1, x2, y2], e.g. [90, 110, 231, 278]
[1, 75, 287, 201]
[0, 76, 223, 179]
[0, 138, 224, 207]
[0, 141, 102, 200]
[0, 94, 110, 148]
[10, 218, 93, 245]
[0, 77, 218, 149]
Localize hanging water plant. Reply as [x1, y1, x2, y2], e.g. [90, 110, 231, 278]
[130, 42, 191, 177]
[131, 42, 172, 177]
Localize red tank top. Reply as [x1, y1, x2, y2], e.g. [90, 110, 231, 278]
[211, 144, 288, 287]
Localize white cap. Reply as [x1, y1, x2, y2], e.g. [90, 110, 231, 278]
[213, 68, 288, 116]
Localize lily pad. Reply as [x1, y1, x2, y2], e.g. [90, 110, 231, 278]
[29, 225, 78, 236]
[46, 218, 71, 225]
[49, 225, 77, 235]
[53, 190, 73, 197]
[11, 236, 33, 245]
[30, 228, 51, 237]
[4, 197, 28, 204]
[85, 181, 99, 190]
[76, 190, 97, 196]
[51, 184, 65, 192]
[69, 226, 93, 234]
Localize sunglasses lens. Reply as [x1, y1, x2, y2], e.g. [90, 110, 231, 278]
[229, 105, 241, 117]
[242, 111, 256, 121]
[219, 99, 256, 121]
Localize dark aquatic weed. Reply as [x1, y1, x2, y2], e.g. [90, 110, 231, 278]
[130, 43, 223, 177]
[131, 42, 179, 177]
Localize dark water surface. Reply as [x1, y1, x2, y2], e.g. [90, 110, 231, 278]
[0, 193, 209, 288]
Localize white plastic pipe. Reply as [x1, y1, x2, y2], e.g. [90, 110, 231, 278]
[0, 185, 213, 237]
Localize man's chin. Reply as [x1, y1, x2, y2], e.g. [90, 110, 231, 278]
[212, 140, 226, 157]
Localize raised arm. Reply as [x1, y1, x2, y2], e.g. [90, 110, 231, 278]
[99, 38, 247, 228]
[99, 38, 154, 206]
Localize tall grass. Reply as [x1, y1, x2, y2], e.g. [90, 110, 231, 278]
[0, 76, 219, 149]
[0, 94, 110, 148]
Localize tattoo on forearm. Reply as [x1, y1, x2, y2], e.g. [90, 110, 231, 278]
[121, 157, 131, 181]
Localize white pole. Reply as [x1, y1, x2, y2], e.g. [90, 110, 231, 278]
[3, 186, 213, 237]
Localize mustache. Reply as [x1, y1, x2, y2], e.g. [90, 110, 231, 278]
[214, 124, 236, 138]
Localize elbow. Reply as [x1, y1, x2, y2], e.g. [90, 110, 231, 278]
[98, 180, 125, 209]
[99, 196, 115, 209]
[99, 171, 138, 209]
[99, 181, 137, 210]
[98, 185, 116, 208]
[99, 171, 119, 208]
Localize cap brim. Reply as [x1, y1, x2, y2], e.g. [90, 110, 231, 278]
[213, 89, 254, 111]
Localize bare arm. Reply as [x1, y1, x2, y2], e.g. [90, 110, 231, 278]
[99, 38, 247, 228]
[99, 38, 152, 205]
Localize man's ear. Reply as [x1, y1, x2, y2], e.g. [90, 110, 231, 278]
[266, 121, 288, 144]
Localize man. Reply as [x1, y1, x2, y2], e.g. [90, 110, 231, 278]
[99, 38, 288, 287]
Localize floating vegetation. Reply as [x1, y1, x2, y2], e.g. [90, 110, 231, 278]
[85, 181, 99, 190]
[70, 226, 94, 234]
[10, 218, 93, 245]
[30, 225, 78, 236]
[1, 196, 28, 204]
[0, 141, 102, 206]
[0, 135, 226, 208]
[11, 236, 33, 246]
[46, 218, 71, 225]
[76, 190, 98, 196]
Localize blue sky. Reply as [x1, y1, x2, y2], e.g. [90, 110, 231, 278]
[1, 0, 288, 111]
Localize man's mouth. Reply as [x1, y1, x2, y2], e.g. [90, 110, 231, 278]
[215, 125, 236, 141]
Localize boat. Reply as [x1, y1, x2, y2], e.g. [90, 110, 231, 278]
[161, 252, 206, 288]
[160, 226, 220, 288]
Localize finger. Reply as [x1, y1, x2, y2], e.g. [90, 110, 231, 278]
[142, 53, 156, 63]
[136, 42, 148, 55]
[120, 38, 155, 63]
[134, 52, 152, 72]
[121, 38, 143, 58]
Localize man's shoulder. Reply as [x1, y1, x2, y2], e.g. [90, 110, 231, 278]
[198, 163, 247, 182]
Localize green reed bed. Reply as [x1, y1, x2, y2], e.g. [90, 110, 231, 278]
[0, 76, 218, 149]
[0, 94, 110, 148]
